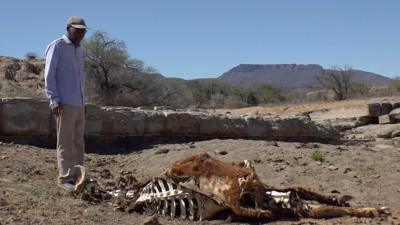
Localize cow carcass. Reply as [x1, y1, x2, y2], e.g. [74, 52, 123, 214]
[74, 153, 391, 221]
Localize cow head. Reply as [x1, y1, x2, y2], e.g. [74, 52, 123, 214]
[237, 161, 267, 209]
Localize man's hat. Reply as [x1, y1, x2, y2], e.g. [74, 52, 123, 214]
[67, 16, 87, 29]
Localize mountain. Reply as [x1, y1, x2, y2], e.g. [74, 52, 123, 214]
[218, 64, 392, 92]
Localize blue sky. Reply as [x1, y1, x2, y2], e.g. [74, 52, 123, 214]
[1, 0, 399, 79]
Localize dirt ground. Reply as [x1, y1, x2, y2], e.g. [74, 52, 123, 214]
[1, 97, 400, 225]
[1, 135, 400, 225]
[211, 96, 400, 116]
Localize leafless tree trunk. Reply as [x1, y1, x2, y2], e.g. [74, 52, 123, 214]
[317, 66, 353, 100]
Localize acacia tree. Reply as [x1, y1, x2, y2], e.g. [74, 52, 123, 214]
[317, 66, 353, 100]
[83, 32, 129, 94]
[83, 31, 152, 104]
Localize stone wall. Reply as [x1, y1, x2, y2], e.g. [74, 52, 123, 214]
[0, 98, 339, 144]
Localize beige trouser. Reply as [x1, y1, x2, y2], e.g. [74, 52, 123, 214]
[56, 104, 85, 184]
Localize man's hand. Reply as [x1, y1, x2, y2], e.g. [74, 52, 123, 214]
[52, 105, 62, 117]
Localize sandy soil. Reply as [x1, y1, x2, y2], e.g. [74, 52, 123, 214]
[1, 135, 399, 224]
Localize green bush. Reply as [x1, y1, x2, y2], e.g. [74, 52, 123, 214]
[311, 150, 325, 162]
[358, 164, 374, 172]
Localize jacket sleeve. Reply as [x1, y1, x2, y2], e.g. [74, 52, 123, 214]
[44, 42, 60, 106]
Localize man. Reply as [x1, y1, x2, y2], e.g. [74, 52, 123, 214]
[44, 16, 87, 190]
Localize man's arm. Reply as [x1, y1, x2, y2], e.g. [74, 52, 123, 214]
[44, 43, 61, 116]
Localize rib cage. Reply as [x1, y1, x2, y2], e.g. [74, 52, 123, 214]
[134, 177, 226, 221]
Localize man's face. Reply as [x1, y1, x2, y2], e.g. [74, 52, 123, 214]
[68, 26, 87, 45]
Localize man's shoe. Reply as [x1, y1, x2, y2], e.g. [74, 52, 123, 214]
[58, 181, 76, 191]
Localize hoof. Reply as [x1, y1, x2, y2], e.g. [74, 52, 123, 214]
[378, 207, 391, 216]
[333, 195, 353, 206]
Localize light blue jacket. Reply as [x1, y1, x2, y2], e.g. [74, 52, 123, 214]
[44, 34, 85, 108]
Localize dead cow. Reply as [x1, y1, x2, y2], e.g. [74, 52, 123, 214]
[151, 152, 390, 220]
[75, 153, 391, 221]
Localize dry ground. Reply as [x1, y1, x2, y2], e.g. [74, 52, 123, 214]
[1, 137, 400, 225]
[1, 97, 400, 225]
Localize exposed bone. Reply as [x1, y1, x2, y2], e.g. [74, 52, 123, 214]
[188, 198, 195, 220]
[179, 198, 187, 219]
[130, 177, 226, 221]
[161, 200, 168, 215]
[170, 199, 177, 217]
[74, 165, 87, 192]
[266, 190, 293, 209]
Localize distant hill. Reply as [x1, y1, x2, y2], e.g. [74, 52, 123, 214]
[218, 64, 392, 92]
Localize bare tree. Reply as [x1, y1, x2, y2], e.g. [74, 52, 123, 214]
[317, 66, 353, 100]
[83, 31, 131, 96]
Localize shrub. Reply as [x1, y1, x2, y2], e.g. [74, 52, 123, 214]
[4, 62, 20, 81]
[24, 61, 41, 74]
[25, 52, 38, 60]
[358, 164, 374, 172]
[311, 150, 325, 162]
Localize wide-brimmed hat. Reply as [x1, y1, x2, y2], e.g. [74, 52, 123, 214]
[67, 16, 87, 29]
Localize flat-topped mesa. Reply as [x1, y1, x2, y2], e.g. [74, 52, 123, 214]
[228, 64, 323, 73]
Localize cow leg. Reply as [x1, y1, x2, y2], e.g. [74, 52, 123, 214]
[293, 186, 353, 206]
[302, 204, 391, 218]
[231, 206, 275, 219]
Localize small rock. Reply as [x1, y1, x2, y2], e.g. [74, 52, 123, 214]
[372, 174, 380, 179]
[121, 170, 132, 176]
[154, 149, 169, 154]
[143, 216, 162, 225]
[272, 158, 284, 163]
[33, 169, 43, 175]
[343, 168, 352, 173]
[100, 169, 113, 179]
[214, 149, 228, 155]
[316, 161, 322, 166]
[272, 141, 280, 147]
[296, 143, 319, 149]
[374, 144, 394, 150]
[336, 146, 348, 151]
[330, 190, 340, 194]
[254, 159, 262, 164]
[328, 165, 338, 171]
[391, 129, 400, 137]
